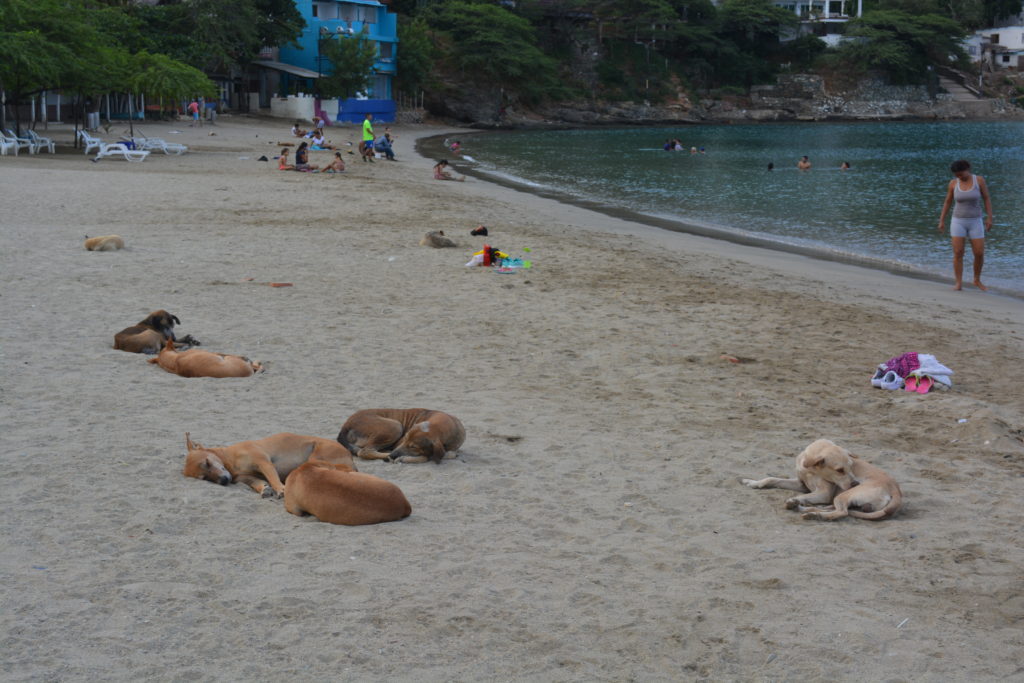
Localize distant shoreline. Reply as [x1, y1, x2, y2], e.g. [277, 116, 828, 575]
[416, 130, 1024, 300]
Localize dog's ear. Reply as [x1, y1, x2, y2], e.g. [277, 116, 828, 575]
[171, 314, 180, 325]
[185, 432, 196, 451]
[803, 454, 824, 468]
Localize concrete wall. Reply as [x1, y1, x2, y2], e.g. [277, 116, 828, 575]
[269, 95, 317, 121]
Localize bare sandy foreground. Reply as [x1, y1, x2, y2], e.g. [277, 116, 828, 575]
[1, 116, 1022, 682]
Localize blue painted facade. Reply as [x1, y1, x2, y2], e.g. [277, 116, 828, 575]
[278, 0, 398, 103]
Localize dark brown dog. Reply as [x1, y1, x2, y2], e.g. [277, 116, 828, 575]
[183, 432, 357, 498]
[285, 460, 411, 525]
[113, 310, 199, 354]
[337, 409, 465, 463]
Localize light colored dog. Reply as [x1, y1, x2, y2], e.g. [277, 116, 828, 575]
[420, 230, 456, 248]
[741, 439, 903, 521]
[148, 338, 261, 378]
[113, 309, 199, 354]
[183, 432, 357, 497]
[285, 460, 411, 525]
[337, 408, 465, 463]
[85, 235, 124, 251]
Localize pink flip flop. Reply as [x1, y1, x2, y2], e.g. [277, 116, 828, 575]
[904, 376, 919, 392]
[916, 376, 934, 394]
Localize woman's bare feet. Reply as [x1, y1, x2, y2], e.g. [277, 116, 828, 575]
[974, 280, 988, 291]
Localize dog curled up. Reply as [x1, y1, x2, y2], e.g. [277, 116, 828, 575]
[419, 230, 456, 248]
[337, 409, 465, 463]
[740, 439, 902, 521]
[84, 235, 124, 251]
[113, 309, 199, 354]
[285, 460, 411, 525]
[148, 338, 262, 378]
[183, 432, 357, 498]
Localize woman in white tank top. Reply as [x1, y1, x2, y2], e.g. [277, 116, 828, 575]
[937, 159, 994, 291]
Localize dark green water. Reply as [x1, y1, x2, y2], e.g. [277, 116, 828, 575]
[451, 122, 1023, 292]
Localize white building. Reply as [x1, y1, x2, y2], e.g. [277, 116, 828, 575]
[965, 23, 1024, 70]
[772, 0, 863, 47]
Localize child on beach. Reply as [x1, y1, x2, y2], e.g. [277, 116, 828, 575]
[433, 160, 464, 181]
[324, 152, 345, 173]
[278, 148, 294, 171]
[294, 142, 318, 172]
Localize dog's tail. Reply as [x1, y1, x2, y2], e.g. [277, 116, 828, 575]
[847, 487, 902, 520]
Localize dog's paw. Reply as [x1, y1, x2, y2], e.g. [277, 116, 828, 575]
[261, 486, 276, 499]
[784, 497, 801, 509]
[801, 511, 823, 520]
[739, 478, 760, 488]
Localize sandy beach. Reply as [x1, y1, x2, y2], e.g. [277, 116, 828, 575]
[1, 116, 1022, 681]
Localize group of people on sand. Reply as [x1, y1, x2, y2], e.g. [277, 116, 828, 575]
[279, 112, 399, 173]
[663, 139, 704, 154]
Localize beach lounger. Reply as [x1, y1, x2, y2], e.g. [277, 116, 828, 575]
[77, 130, 105, 156]
[4, 129, 38, 155]
[27, 130, 56, 154]
[136, 137, 188, 155]
[94, 143, 150, 162]
[0, 133, 20, 156]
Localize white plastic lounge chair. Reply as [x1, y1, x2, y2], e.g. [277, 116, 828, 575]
[136, 137, 188, 155]
[27, 130, 55, 154]
[4, 129, 38, 154]
[77, 130, 105, 155]
[0, 133, 19, 156]
[94, 143, 150, 162]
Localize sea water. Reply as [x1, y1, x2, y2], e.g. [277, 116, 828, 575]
[453, 122, 1023, 292]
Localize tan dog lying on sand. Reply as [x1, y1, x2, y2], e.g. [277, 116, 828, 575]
[337, 409, 465, 463]
[148, 338, 262, 378]
[285, 460, 411, 525]
[741, 439, 903, 521]
[84, 235, 124, 251]
[183, 432, 357, 497]
[419, 230, 456, 248]
[113, 309, 199, 354]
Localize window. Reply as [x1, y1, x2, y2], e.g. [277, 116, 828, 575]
[968, 45, 977, 55]
[312, 4, 318, 16]
[991, 33, 999, 44]
[1003, 55, 1011, 63]
[379, 42, 393, 58]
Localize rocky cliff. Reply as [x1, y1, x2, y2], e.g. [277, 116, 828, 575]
[426, 74, 1024, 128]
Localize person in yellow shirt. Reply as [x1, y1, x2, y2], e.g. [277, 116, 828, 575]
[360, 113, 375, 162]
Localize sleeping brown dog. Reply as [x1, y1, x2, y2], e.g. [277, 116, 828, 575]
[183, 432, 357, 497]
[285, 460, 411, 525]
[148, 338, 261, 378]
[113, 309, 199, 354]
[337, 409, 465, 463]
[84, 235, 124, 251]
[741, 439, 903, 521]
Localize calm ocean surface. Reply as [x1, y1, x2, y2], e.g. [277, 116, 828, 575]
[455, 122, 1023, 292]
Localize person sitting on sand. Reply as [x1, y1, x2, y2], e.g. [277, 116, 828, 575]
[797, 156, 812, 170]
[324, 152, 345, 173]
[310, 131, 335, 151]
[291, 121, 307, 138]
[433, 159, 464, 182]
[278, 148, 294, 171]
[294, 142, 318, 172]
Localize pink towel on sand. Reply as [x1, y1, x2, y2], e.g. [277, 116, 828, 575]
[885, 352, 920, 378]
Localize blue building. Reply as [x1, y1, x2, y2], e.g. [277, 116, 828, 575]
[257, 0, 398, 122]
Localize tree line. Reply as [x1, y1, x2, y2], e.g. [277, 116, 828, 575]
[392, 0, 1023, 106]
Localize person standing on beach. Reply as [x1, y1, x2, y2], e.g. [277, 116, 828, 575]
[188, 99, 201, 127]
[361, 113, 375, 162]
[938, 159, 994, 291]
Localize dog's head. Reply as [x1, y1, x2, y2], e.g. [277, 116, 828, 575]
[798, 439, 857, 490]
[390, 421, 446, 463]
[142, 310, 180, 338]
[182, 432, 232, 486]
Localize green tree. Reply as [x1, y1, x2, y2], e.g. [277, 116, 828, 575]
[422, 0, 559, 101]
[317, 28, 378, 99]
[715, 0, 798, 88]
[395, 17, 434, 96]
[839, 9, 968, 83]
